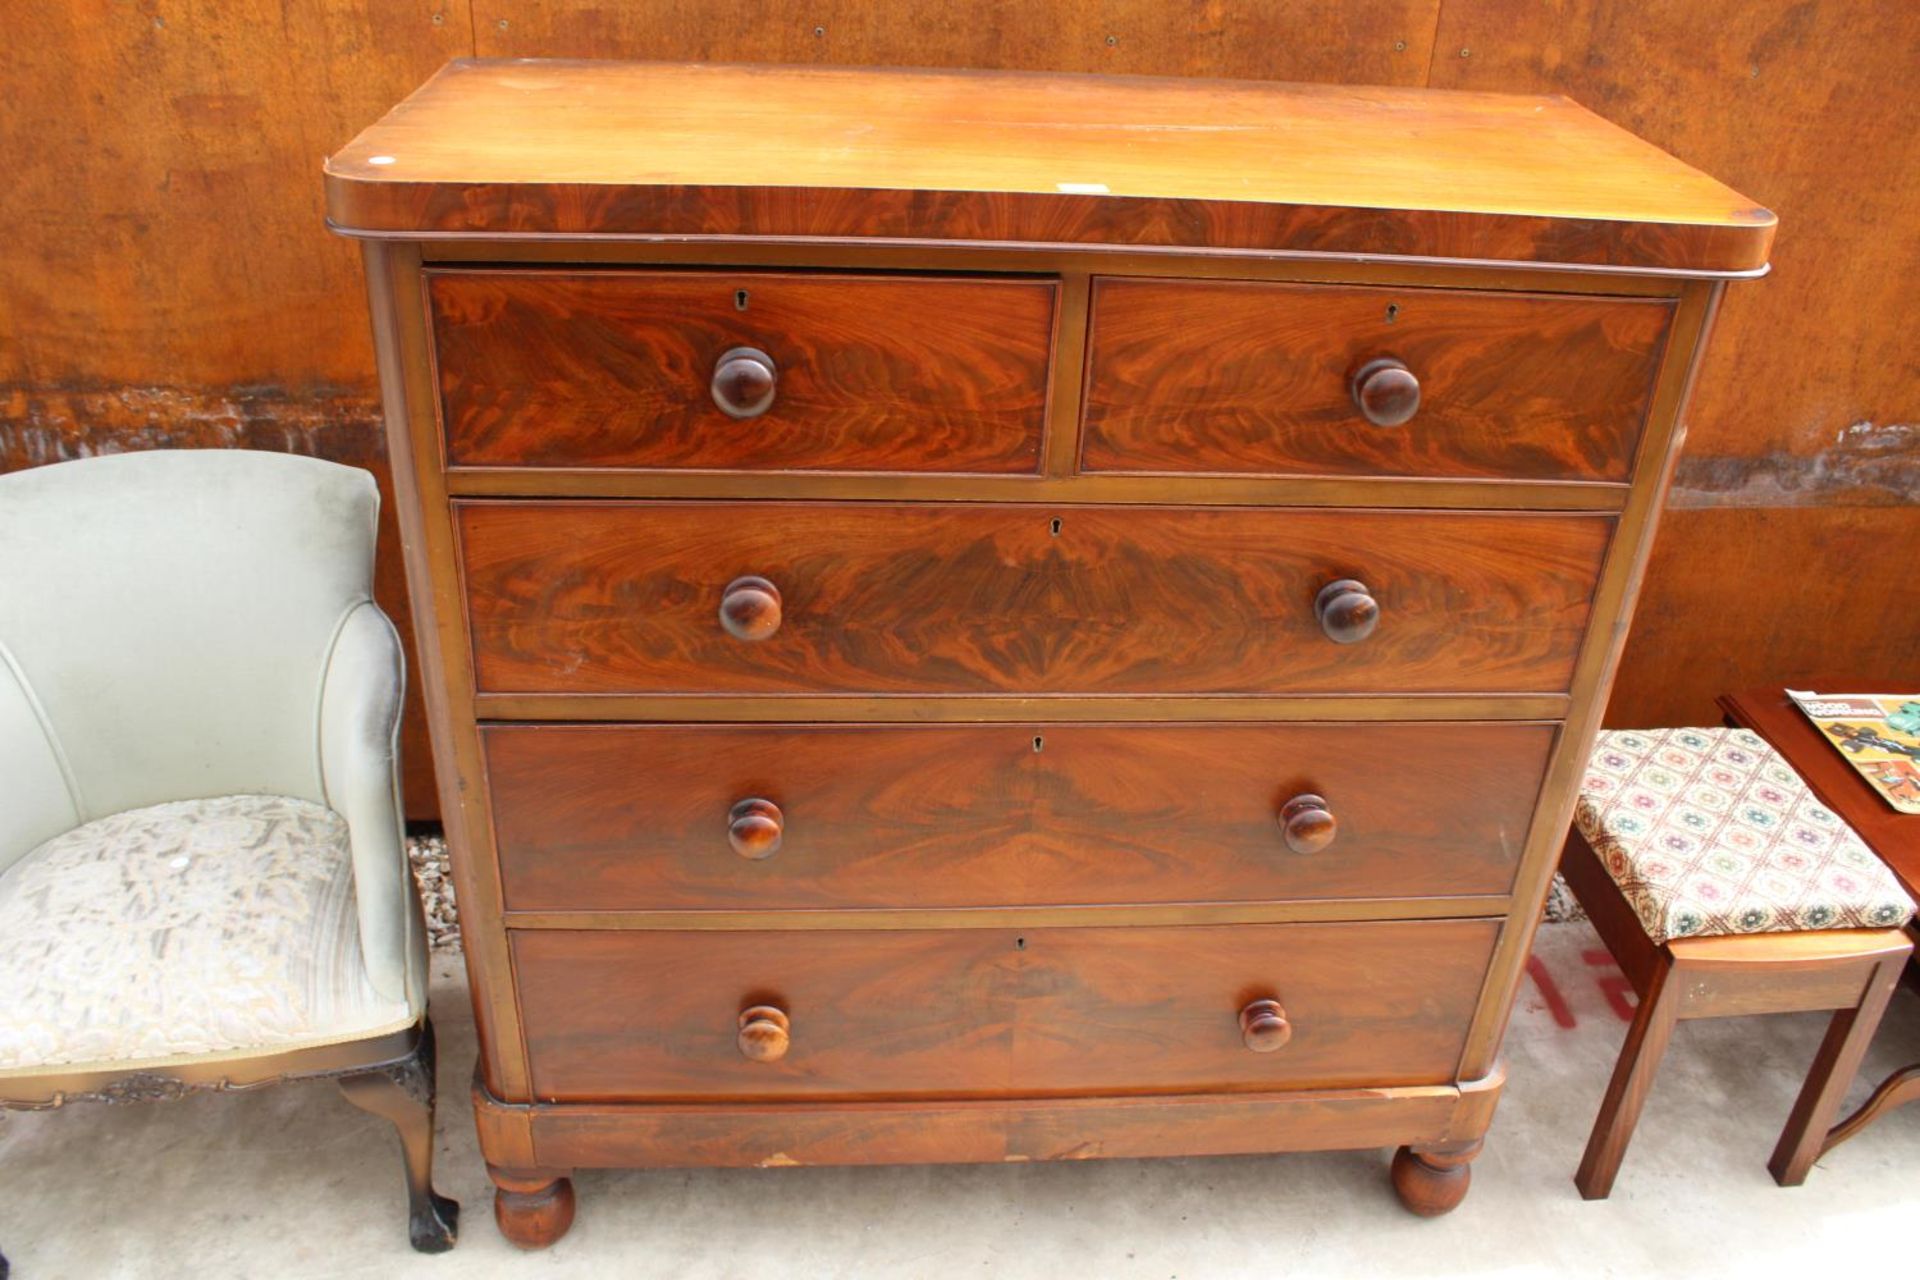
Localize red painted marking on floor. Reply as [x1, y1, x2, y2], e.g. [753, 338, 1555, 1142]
[1578, 949, 1638, 1021]
[1526, 954, 1578, 1028]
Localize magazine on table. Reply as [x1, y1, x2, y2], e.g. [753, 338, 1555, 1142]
[1787, 690, 1920, 814]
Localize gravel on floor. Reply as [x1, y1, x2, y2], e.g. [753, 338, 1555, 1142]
[406, 831, 460, 953]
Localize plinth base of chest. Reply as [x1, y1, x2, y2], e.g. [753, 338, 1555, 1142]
[473, 1070, 1501, 1243]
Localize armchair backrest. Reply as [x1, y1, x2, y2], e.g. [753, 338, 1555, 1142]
[0, 450, 381, 869]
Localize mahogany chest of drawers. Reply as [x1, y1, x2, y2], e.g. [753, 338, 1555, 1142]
[328, 60, 1770, 1246]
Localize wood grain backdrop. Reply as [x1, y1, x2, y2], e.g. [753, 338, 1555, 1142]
[4, 1, 1914, 817]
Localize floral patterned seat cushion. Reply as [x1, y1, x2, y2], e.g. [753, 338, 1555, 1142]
[1576, 728, 1916, 945]
[0, 795, 415, 1076]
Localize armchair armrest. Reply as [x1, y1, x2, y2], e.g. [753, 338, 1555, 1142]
[318, 600, 420, 1008]
[0, 645, 82, 874]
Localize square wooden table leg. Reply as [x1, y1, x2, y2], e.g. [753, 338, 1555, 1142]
[1576, 948, 1683, 1200]
[1768, 951, 1907, 1185]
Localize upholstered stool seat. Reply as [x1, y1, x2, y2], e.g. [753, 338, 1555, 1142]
[1577, 727, 1914, 944]
[1562, 727, 1915, 1199]
[0, 794, 414, 1077]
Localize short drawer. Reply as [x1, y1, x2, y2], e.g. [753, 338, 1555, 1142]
[485, 721, 1552, 911]
[1082, 279, 1672, 482]
[458, 501, 1611, 696]
[428, 269, 1056, 473]
[513, 919, 1497, 1102]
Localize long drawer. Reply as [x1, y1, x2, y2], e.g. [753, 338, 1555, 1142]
[428, 269, 1057, 473]
[457, 502, 1612, 696]
[513, 919, 1498, 1102]
[484, 721, 1553, 911]
[1082, 279, 1671, 481]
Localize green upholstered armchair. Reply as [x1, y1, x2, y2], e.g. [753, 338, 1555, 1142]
[0, 450, 457, 1268]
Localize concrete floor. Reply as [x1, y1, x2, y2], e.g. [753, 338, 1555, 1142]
[3, 921, 1916, 1278]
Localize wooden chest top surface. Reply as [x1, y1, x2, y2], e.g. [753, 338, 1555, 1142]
[326, 59, 1772, 272]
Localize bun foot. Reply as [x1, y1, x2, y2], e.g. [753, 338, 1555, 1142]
[490, 1167, 576, 1249]
[1391, 1141, 1480, 1217]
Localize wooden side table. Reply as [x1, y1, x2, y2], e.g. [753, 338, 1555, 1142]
[1720, 684, 1920, 1151]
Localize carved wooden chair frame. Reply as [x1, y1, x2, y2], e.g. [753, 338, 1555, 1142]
[0, 1013, 457, 1274]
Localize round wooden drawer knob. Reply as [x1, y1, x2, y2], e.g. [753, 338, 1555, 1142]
[1240, 998, 1293, 1053]
[1351, 357, 1420, 427]
[711, 346, 777, 419]
[737, 1005, 791, 1062]
[1314, 578, 1379, 645]
[728, 798, 784, 860]
[719, 575, 783, 641]
[1278, 793, 1337, 854]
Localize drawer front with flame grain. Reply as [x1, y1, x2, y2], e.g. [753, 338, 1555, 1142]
[513, 919, 1499, 1102]
[430, 269, 1057, 474]
[1083, 279, 1671, 482]
[457, 501, 1612, 697]
[485, 721, 1553, 912]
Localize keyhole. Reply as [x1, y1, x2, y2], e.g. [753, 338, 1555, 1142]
[1015, 937, 1028, 951]
[1032, 735, 1044, 753]
[735, 289, 750, 311]
[1385, 303, 1399, 323]
[1049, 517, 1062, 537]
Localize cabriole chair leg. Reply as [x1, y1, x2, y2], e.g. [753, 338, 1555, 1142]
[338, 1019, 460, 1253]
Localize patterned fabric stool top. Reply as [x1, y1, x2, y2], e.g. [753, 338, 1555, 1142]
[1576, 728, 1916, 945]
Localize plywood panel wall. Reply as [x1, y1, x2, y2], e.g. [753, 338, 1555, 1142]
[4, 0, 1913, 815]
[0, 0, 472, 816]
[468, 1, 1441, 82]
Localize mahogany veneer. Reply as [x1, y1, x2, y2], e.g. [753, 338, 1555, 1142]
[325, 60, 1775, 270]
[331, 59, 1766, 1247]
[484, 722, 1552, 911]
[1083, 281, 1673, 481]
[431, 270, 1057, 473]
[457, 502, 1613, 696]
[514, 920, 1498, 1102]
